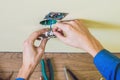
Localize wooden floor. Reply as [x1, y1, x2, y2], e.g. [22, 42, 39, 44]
[0, 52, 120, 80]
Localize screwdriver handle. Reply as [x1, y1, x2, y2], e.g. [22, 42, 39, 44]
[40, 59, 48, 80]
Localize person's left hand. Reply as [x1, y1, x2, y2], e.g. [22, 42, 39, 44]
[17, 28, 48, 79]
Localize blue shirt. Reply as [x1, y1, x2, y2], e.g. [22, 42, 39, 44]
[16, 49, 120, 80]
[94, 49, 120, 80]
[16, 78, 25, 80]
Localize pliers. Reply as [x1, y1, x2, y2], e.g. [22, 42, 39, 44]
[40, 58, 54, 80]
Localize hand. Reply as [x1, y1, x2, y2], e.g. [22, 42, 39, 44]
[53, 19, 103, 57]
[17, 28, 48, 79]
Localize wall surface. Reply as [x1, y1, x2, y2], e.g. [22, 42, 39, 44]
[0, 0, 120, 52]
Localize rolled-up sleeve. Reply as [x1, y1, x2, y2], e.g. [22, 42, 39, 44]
[94, 49, 120, 80]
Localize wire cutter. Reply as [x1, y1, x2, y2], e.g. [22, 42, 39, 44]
[40, 58, 54, 80]
[64, 66, 79, 80]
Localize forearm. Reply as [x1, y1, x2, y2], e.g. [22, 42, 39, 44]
[17, 65, 36, 80]
[84, 35, 104, 57]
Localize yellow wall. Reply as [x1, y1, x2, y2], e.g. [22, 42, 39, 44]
[0, 0, 120, 52]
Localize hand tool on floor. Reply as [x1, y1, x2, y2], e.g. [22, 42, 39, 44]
[64, 66, 79, 80]
[40, 58, 54, 80]
[64, 66, 69, 80]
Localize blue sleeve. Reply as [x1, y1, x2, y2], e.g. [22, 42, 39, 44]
[94, 49, 120, 80]
[15, 78, 25, 80]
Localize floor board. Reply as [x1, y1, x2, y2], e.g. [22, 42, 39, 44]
[0, 52, 120, 80]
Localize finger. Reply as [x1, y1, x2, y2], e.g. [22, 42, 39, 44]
[57, 28, 62, 32]
[40, 76, 43, 80]
[59, 19, 78, 25]
[53, 26, 63, 34]
[53, 26, 64, 36]
[52, 26, 58, 32]
[74, 19, 88, 30]
[61, 19, 86, 32]
[60, 19, 82, 23]
[59, 19, 75, 22]
[74, 19, 83, 26]
[60, 19, 79, 27]
[36, 38, 48, 60]
[54, 22, 71, 31]
[28, 28, 49, 44]
[53, 31, 66, 41]
[38, 38, 48, 50]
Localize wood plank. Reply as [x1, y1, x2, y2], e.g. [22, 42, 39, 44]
[0, 52, 119, 80]
[10, 71, 102, 80]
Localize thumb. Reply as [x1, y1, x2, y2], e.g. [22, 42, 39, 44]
[37, 38, 48, 57]
[39, 38, 48, 49]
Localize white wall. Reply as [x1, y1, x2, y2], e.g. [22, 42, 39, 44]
[0, 0, 120, 52]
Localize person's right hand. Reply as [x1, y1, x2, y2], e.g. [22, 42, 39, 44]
[53, 19, 103, 57]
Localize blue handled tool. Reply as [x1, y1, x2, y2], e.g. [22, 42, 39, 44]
[40, 58, 54, 80]
[40, 59, 49, 80]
